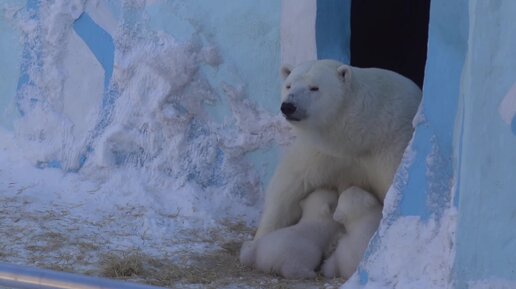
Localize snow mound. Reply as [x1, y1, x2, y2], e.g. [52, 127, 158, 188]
[7, 0, 291, 225]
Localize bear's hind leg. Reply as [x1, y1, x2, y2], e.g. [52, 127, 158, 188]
[321, 253, 339, 278]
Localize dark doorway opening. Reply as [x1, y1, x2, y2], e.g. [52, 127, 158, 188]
[350, 0, 431, 88]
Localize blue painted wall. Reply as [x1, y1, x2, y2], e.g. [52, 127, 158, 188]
[397, 0, 468, 219]
[336, 0, 516, 287]
[454, 1, 516, 287]
[145, 1, 281, 116]
[345, 1, 468, 287]
[73, 13, 114, 90]
[143, 1, 281, 185]
[315, 0, 351, 64]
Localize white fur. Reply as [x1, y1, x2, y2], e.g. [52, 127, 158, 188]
[240, 189, 342, 279]
[255, 59, 421, 239]
[322, 186, 383, 278]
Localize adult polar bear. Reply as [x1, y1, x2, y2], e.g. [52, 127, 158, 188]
[254, 59, 421, 239]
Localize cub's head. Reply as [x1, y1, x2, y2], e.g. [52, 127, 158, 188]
[333, 187, 381, 225]
[299, 189, 338, 220]
[280, 60, 352, 130]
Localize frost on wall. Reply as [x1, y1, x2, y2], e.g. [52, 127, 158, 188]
[343, 137, 457, 289]
[7, 0, 289, 222]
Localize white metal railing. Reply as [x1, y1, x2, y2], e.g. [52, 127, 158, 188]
[0, 262, 168, 289]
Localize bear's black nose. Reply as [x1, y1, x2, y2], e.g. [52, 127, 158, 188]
[281, 102, 297, 115]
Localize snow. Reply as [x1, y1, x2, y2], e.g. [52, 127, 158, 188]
[1, 126, 232, 265]
[340, 131, 457, 289]
[345, 210, 457, 289]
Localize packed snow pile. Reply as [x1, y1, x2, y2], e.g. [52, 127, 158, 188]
[4, 0, 291, 225]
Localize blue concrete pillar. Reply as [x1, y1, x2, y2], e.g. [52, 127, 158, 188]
[454, 1, 516, 287]
[315, 0, 351, 64]
[344, 0, 469, 287]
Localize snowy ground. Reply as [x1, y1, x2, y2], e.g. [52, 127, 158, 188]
[0, 132, 345, 289]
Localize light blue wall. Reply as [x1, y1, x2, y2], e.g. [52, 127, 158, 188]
[397, 0, 468, 219]
[144, 1, 282, 185]
[145, 1, 281, 117]
[454, 1, 516, 287]
[315, 0, 351, 64]
[346, 0, 516, 287]
[353, 0, 468, 286]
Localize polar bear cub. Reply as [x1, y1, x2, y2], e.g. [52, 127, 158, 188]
[240, 189, 341, 279]
[322, 186, 382, 279]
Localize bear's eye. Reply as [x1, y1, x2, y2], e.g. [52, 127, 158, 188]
[286, 84, 291, 89]
[309, 86, 319, 91]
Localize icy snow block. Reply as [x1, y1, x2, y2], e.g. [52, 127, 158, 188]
[16, 0, 41, 116]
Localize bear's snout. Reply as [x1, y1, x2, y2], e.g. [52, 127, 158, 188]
[281, 102, 306, 121]
[281, 102, 297, 116]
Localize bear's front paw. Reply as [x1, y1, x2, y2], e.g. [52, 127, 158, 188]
[239, 240, 256, 267]
[281, 265, 317, 279]
[321, 254, 339, 278]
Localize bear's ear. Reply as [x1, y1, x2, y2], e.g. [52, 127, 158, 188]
[280, 64, 293, 81]
[337, 64, 352, 83]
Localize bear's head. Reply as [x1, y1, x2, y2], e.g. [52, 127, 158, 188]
[279, 60, 352, 131]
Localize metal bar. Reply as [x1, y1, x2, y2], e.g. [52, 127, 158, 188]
[0, 263, 167, 289]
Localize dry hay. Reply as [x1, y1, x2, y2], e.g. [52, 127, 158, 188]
[98, 235, 345, 289]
